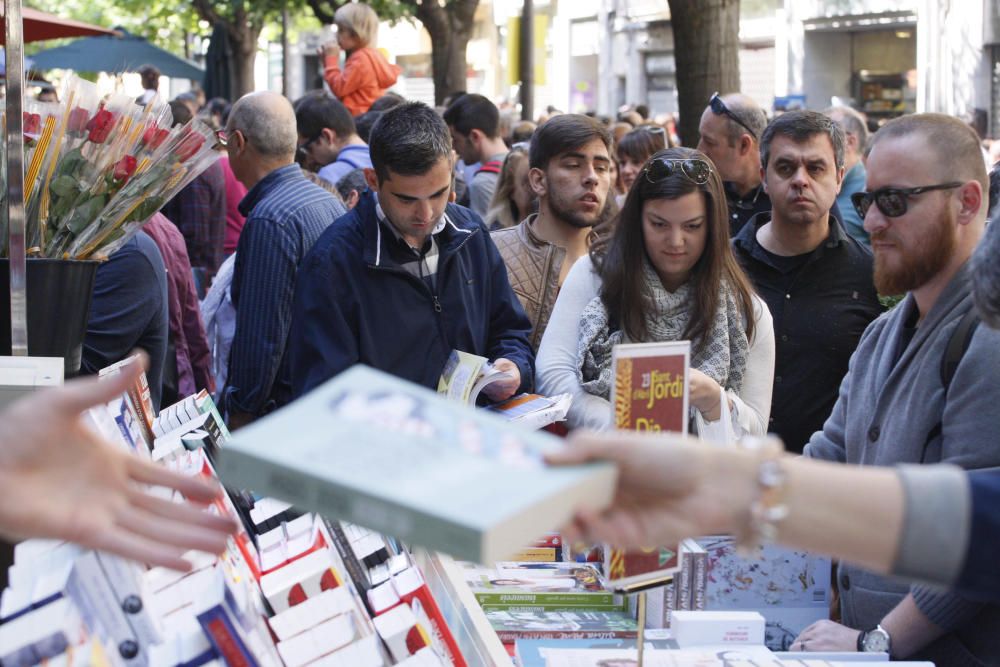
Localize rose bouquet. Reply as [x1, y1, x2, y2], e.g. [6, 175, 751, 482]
[2, 74, 221, 260]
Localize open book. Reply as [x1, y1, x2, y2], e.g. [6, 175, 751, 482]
[437, 350, 513, 405]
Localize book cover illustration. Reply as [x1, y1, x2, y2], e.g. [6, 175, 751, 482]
[696, 536, 831, 652]
[611, 341, 690, 433]
[217, 365, 616, 565]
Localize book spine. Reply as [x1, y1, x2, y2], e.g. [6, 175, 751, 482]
[675, 549, 693, 612]
[494, 630, 638, 642]
[196, 606, 260, 667]
[479, 602, 628, 613]
[691, 550, 707, 611]
[664, 580, 675, 627]
[473, 592, 622, 608]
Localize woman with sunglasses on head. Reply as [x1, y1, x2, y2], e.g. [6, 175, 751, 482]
[616, 125, 668, 206]
[537, 147, 774, 435]
[484, 144, 536, 230]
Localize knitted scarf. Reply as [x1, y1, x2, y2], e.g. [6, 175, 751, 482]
[577, 259, 750, 399]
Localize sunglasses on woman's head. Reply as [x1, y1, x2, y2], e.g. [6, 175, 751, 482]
[850, 182, 963, 219]
[644, 157, 712, 185]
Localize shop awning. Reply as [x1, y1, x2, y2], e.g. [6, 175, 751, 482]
[0, 6, 117, 43]
[28, 28, 204, 80]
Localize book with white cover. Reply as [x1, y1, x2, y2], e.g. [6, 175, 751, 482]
[216, 365, 617, 564]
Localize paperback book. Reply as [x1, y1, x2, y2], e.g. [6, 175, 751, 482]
[461, 562, 627, 612]
[216, 365, 617, 565]
[485, 609, 638, 642]
[437, 350, 513, 405]
[605, 341, 690, 592]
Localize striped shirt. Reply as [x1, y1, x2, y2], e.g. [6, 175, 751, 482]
[375, 200, 448, 290]
[225, 164, 347, 416]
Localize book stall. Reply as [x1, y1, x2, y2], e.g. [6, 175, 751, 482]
[0, 3, 937, 664]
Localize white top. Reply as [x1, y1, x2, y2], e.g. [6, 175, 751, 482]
[536, 255, 775, 434]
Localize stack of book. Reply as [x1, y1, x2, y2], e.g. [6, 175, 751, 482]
[0, 362, 481, 666]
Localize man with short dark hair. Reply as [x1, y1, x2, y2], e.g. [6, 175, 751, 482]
[222, 91, 346, 428]
[798, 112, 1000, 666]
[824, 106, 870, 246]
[732, 110, 882, 453]
[295, 93, 372, 186]
[491, 114, 613, 349]
[137, 65, 160, 105]
[443, 94, 510, 217]
[289, 101, 533, 398]
[697, 92, 771, 236]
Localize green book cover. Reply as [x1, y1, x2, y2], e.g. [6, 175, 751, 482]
[216, 366, 617, 565]
[462, 563, 628, 611]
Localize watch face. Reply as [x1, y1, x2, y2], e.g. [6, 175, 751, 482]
[863, 628, 890, 652]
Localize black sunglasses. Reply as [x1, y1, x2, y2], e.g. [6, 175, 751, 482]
[851, 182, 963, 219]
[644, 157, 712, 185]
[709, 92, 757, 139]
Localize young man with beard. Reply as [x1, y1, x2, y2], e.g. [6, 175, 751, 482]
[289, 102, 533, 399]
[732, 111, 882, 453]
[799, 113, 1000, 663]
[491, 114, 613, 350]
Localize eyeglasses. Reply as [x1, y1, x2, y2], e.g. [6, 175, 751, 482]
[644, 157, 712, 185]
[297, 134, 321, 156]
[850, 182, 963, 219]
[709, 92, 757, 139]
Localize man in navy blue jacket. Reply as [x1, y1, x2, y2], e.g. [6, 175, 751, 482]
[289, 101, 534, 398]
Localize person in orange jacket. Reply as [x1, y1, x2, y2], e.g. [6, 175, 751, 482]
[320, 3, 401, 117]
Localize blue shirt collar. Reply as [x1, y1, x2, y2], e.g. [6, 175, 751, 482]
[238, 163, 303, 217]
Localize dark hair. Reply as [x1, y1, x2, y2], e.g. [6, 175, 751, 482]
[355, 110, 382, 144]
[295, 94, 356, 141]
[369, 101, 452, 182]
[760, 110, 845, 171]
[369, 92, 406, 113]
[336, 168, 368, 201]
[169, 100, 192, 127]
[617, 125, 667, 165]
[635, 104, 650, 120]
[529, 114, 612, 171]
[443, 93, 501, 139]
[596, 147, 757, 347]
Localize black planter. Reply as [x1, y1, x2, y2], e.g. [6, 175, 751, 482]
[0, 258, 100, 376]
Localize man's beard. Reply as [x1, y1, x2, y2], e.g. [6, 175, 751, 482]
[548, 190, 602, 230]
[872, 208, 956, 296]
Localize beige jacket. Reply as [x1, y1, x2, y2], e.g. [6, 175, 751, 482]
[491, 216, 566, 352]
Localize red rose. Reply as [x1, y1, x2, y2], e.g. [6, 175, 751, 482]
[67, 107, 90, 134]
[86, 108, 115, 143]
[175, 132, 205, 162]
[112, 155, 138, 182]
[142, 124, 170, 150]
[22, 112, 41, 134]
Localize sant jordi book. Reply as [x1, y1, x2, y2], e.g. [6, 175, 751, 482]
[605, 341, 690, 592]
[438, 350, 513, 405]
[216, 365, 616, 565]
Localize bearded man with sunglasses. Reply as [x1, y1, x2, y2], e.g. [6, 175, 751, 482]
[798, 113, 1000, 663]
[733, 110, 882, 455]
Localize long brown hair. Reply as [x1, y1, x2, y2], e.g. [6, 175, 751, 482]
[594, 147, 757, 347]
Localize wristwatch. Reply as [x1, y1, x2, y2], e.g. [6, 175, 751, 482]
[857, 624, 892, 654]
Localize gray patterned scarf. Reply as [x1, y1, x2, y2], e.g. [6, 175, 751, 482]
[578, 259, 750, 399]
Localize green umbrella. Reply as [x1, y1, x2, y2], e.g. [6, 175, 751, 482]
[29, 27, 204, 79]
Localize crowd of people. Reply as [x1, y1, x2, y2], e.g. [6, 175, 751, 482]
[7, 4, 1000, 662]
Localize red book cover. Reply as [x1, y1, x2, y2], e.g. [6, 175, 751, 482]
[606, 341, 689, 591]
[611, 341, 690, 433]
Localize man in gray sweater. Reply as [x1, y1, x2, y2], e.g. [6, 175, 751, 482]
[800, 113, 1000, 664]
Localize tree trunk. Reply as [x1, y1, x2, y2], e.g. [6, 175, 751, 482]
[415, 0, 478, 105]
[667, 0, 741, 147]
[230, 24, 262, 99]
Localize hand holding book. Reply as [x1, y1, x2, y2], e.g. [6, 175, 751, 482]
[0, 366, 237, 570]
[480, 357, 521, 402]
